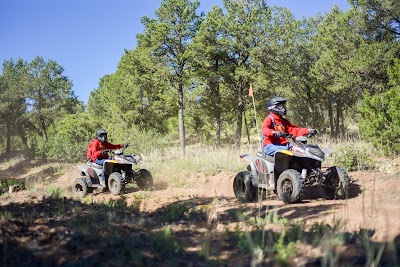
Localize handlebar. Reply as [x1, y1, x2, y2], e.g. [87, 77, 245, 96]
[281, 133, 294, 139]
[282, 132, 317, 140]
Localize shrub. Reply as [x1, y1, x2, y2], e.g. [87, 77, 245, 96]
[333, 145, 373, 171]
[0, 178, 25, 194]
[358, 59, 400, 155]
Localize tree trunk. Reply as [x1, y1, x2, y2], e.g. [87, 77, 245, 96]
[336, 102, 344, 137]
[235, 85, 244, 148]
[6, 122, 11, 153]
[178, 82, 186, 156]
[244, 109, 250, 144]
[212, 59, 222, 147]
[213, 88, 222, 147]
[335, 104, 341, 138]
[40, 118, 48, 142]
[306, 87, 314, 127]
[215, 109, 221, 147]
[17, 124, 29, 150]
[328, 98, 335, 138]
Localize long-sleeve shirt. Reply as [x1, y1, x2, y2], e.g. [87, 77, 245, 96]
[261, 112, 309, 147]
[86, 138, 123, 161]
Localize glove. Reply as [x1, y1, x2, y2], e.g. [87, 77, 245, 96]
[308, 129, 318, 136]
[273, 131, 285, 138]
[123, 143, 130, 149]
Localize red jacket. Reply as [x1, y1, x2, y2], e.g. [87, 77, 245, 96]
[261, 112, 309, 147]
[86, 138, 123, 161]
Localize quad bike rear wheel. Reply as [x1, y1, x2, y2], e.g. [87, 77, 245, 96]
[108, 172, 123, 196]
[233, 171, 257, 202]
[276, 169, 304, 204]
[72, 177, 88, 199]
[322, 166, 350, 199]
[136, 169, 154, 190]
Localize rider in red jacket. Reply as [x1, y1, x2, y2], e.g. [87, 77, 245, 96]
[262, 96, 317, 156]
[86, 129, 125, 185]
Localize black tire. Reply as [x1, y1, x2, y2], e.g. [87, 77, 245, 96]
[276, 169, 304, 204]
[323, 166, 350, 200]
[136, 169, 154, 190]
[72, 177, 88, 199]
[233, 171, 257, 202]
[108, 172, 123, 196]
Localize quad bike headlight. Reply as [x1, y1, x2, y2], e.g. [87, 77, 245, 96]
[306, 146, 325, 160]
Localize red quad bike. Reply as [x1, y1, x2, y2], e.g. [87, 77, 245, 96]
[233, 133, 350, 204]
[72, 147, 153, 198]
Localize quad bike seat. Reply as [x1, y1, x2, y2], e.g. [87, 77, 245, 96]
[256, 152, 274, 163]
[86, 161, 103, 169]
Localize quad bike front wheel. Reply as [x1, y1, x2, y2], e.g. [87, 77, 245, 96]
[322, 166, 350, 199]
[276, 169, 304, 204]
[233, 171, 257, 202]
[136, 169, 154, 190]
[72, 177, 88, 199]
[108, 172, 123, 196]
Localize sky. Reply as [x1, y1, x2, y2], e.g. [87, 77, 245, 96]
[0, 0, 351, 105]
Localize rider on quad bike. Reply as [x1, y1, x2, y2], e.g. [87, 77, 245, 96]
[87, 129, 128, 186]
[73, 129, 153, 199]
[233, 96, 350, 204]
[262, 96, 318, 156]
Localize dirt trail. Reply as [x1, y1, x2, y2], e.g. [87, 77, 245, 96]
[49, 165, 400, 242]
[2, 158, 400, 243]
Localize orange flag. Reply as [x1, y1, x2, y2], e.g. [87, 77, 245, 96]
[249, 83, 254, 96]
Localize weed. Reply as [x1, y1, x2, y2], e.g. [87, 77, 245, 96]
[0, 211, 14, 223]
[104, 196, 139, 213]
[200, 231, 213, 257]
[150, 225, 183, 258]
[47, 186, 64, 199]
[165, 202, 189, 223]
[244, 211, 288, 227]
[0, 178, 25, 193]
[309, 220, 345, 246]
[362, 231, 385, 267]
[274, 230, 297, 266]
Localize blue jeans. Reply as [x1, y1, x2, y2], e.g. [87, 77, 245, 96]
[264, 144, 291, 157]
[95, 159, 106, 181]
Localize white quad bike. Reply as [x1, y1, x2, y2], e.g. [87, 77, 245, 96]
[72, 147, 153, 198]
[233, 133, 350, 204]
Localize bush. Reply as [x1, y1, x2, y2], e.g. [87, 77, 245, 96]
[333, 145, 373, 171]
[358, 59, 400, 155]
[35, 113, 97, 162]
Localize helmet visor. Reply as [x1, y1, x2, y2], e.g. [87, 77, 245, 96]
[98, 133, 107, 143]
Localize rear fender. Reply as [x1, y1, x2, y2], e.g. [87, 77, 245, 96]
[76, 165, 91, 177]
[240, 154, 274, 187]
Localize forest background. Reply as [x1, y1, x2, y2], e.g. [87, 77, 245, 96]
[1, 0, 399, 160]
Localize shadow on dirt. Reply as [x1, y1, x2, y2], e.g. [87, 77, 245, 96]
[348, 180, 362, 198]
[1, 195, 398, 267]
